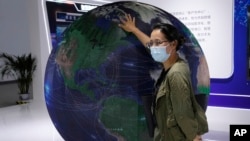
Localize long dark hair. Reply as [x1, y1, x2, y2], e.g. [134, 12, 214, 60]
[152, 23, 185, 50]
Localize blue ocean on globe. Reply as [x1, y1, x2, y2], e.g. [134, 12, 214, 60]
[44, 1, 210, 141]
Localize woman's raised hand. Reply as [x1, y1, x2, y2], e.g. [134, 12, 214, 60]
[118, 14, 137, 33]
[118, 13, 150, 47]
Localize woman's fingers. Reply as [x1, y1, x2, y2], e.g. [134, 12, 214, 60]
[118, 13, 136, 32]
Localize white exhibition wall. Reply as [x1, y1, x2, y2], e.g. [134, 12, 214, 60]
[0, 0, 31, 82]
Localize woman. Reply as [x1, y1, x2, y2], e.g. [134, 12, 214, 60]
[119, 14, 208, 141]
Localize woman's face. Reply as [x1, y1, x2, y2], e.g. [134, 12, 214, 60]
[150, 29, 172, 53]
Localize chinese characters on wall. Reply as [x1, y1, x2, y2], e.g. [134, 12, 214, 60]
[172, 10, 211, 43]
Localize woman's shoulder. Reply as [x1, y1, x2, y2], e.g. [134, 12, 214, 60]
[169, 58, 189, 73]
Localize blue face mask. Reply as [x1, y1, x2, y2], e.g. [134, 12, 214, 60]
[150, 46, 170, 63]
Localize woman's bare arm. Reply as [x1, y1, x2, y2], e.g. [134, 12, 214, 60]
[118, 14, 150, 47]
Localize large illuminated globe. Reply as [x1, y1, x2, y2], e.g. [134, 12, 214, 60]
[44, 1, 210, 141]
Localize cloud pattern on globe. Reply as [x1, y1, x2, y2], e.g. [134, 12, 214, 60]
[44, 1, 210, 141]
